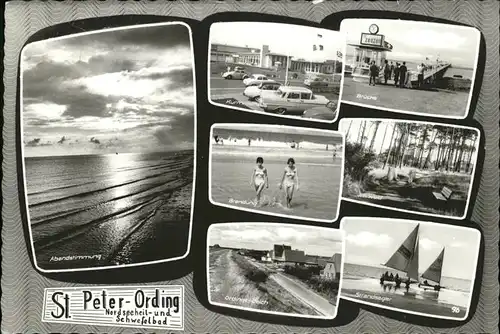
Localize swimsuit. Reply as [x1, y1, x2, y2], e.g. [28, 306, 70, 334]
[283, 167, 296, 188]
[254, 168, 265, 186]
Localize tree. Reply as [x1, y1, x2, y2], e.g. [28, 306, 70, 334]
[391, 123, 406, 166]
[417, 125, 432, 169]
[445, 127, 456, 171]
[398, 124, 413, 168]
[369, 121, 381, 152]
[378, 122, 389, 158]
[345, 120, 354, 141]
[383, 123, 398, 170]
[466, 133, 477, 174]
[345, 142, 376, 181]
[437, 127, 451, 170]
[356, 121, 364, 144]
[359, 121, 368, 148]
[434, 127, 448, 170]
[422, 128, 439, 169]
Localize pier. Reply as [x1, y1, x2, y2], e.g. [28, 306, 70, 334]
[372, 62, 452, 89]
[411, 62, 451, 85]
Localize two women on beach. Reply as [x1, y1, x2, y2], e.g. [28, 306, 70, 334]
[250, 157, 299, 208]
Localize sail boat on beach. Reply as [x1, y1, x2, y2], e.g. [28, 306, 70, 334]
[379, 224, 445, 296]
[418, 248, 444, 292]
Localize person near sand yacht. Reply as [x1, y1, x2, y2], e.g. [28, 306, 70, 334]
[250, 156, 268, 206]
[280, 158, 299, 208]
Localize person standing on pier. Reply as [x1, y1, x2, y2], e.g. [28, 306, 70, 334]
[390, 61, 395, 79]
[383, 60, 391, 84]
[369, 61, 379, 86]
[399, 62, 408, 88]
[417, 63, 425, 89]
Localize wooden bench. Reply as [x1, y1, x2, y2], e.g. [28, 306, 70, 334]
[432, 186, 453, 202]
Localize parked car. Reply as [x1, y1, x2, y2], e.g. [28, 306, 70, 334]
[302, 101, 338, 121]
[243, 74, 276, 87]
[257, 86, 330, 116]
[222, 69, 249, 80]
[304, 76, 330, 87]
[243, 82, 282, 101]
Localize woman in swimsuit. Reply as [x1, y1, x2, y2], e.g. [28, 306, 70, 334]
[279, 158, 299, 208]
[250, 157, 268, 206]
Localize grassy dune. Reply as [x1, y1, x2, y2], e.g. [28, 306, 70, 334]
[231, 253, 319, 315]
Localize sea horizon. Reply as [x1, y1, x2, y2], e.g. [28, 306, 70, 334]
[24, 148, 194, 160]
[344, 262, 473, 288]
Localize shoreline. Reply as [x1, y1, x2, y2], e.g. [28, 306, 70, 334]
[341, 286, 468, 319]
[24, 149, 195, 160]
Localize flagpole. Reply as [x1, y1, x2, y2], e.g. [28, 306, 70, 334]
[285, 54, 290, 85]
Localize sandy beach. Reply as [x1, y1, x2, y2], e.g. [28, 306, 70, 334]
[341, 276, 470, 319]
[210, 145, 342, 221]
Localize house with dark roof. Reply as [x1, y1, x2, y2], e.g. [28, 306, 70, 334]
[270, 244, 307, 264]
[305, 255, 330, 268]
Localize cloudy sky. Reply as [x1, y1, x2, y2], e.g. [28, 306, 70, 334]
[340, 19, 479, 68]
[209, 223, 343, 257]
[342, 218, 480, 280]
[210, 22, 344, 62]
[22, 23, 195, 157]
[339, 119, 479, 164]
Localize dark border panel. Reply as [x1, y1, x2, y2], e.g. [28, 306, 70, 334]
[16, 15, 201, 283]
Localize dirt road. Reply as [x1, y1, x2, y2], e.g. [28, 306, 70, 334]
[250, 259, 336, 316]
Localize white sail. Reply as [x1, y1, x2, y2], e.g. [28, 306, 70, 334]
[384, 224, 420, 277]
[421, 248, 444, 284]
[407, 234, 419, 281]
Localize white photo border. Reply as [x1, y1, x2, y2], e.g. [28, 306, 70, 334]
[41, 285, 185, 330]
[339, 117, 481, 221]
[207, 21, 347, 124]
[338, 216, 481, 321]
[206, 222, 346, 320]
[339, 19, 481, 120]
[208, 123, 345, 223]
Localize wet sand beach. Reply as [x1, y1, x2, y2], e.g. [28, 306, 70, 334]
[341, 276, 470, 319]
[210, 145, 342, 221]
[27, 151, 193, 270]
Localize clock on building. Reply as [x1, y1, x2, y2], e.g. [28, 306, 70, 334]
[369, 24, 379, 34]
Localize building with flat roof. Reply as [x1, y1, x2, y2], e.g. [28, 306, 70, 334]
[210, 43, 341, 74]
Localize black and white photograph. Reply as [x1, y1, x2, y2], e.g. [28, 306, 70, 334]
[209, 124, 344, 222]
[340, 119, 479, 219]
[340, 19, 480, 118]
[207, 223, 345, 319]
[208, 22, 345, 122]
[340, 217, 480, 320]
[21, 22, 196, 272]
